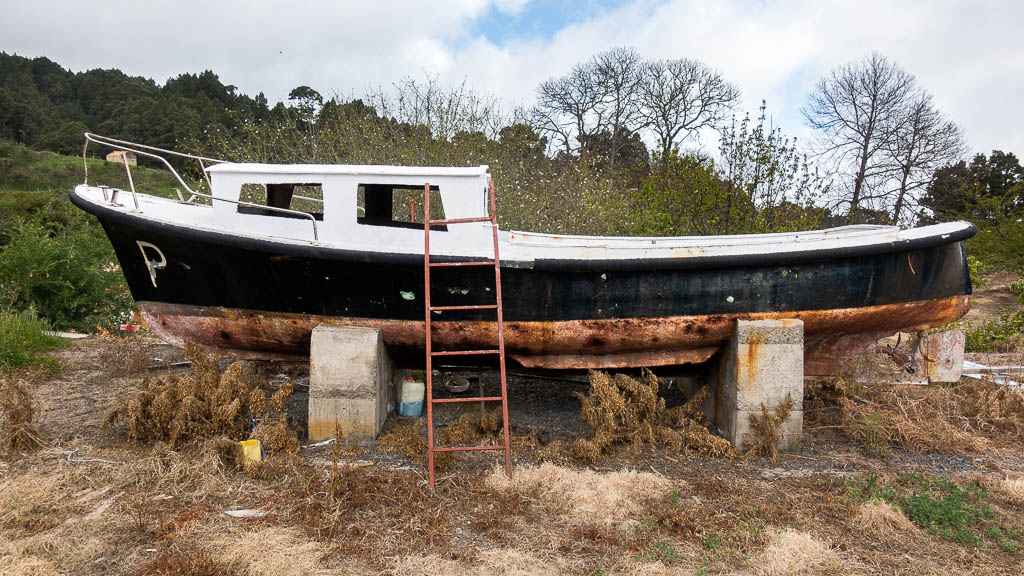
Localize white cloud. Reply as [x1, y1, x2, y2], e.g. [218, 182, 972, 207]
[493, 0, 531, 15]
[0, 0, 1020, 154]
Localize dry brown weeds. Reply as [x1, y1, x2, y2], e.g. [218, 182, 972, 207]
[133, 545, 243, 576]
[572, 369, 733, 463]
[106, 343, 258, 445]
[745, 395, 794, 465]
[839, 378, 1024, 454]
[292, 464, 452, 557]
[441, 407, 503, 445]
[377, 420, 455, 471]
[101, 337, 151, 374]
[106, 343, 299, 459]
[377, 420, 427, 459]
[0, 373, 45, 456]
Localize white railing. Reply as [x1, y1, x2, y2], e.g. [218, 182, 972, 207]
[81, 133, 321, 241]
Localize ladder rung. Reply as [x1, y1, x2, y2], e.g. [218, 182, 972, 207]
[429, 304, 498, 311]
[432, 396, 503, 404]
[433, 445, 506, 453]
[429, 216, 492, 224]
[431, 349, 501, 356]
[429, 260, 495, 267]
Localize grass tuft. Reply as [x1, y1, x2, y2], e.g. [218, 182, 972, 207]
[0, 309, 65, 372]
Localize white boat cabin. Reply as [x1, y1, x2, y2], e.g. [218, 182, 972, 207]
[204, 163, 495, 257]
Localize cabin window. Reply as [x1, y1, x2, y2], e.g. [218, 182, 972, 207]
[357, 184, 446, 230]
[237, 183, 324, 220]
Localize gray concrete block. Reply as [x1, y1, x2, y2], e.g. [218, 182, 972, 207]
[718, 319, 805, 451]
[308, 325, 395, 442]
[915, 329, 965, 383]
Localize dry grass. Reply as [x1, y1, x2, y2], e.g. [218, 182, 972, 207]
[852, 501, 918, 541]
[291, 464, 454, 558]
[213, 527, 329, 576]
[754, 529, 844, 576]
[745, 395, 794, 465]
[994, 477, 1024, 505]
[839, 378, 1024, 454]
[133, 546, 243, 576]
[0, 373, 45, 456]
[101, 337, 151, 374]
[486, 462, 671, 526]
[0, 442, 240, 575]
[377, 419, 455, 470]
[441, 407, 503, 446]
[572, 369, 734, 463]
[390, 548, 575, 576]
[9, 335, 1024, 576]
[378, 420, 427, 459]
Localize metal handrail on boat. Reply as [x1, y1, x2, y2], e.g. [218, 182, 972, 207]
[81, 133, 320, 241]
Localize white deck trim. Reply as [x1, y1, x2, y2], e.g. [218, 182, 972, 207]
[206, 163, 489, 177]
[72, 182, 973, 262]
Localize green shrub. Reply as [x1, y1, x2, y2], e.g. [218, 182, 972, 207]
[0, 309, 66, 372]
[966, 218, 1024, 274]
[966, 255, 990, 288]
[898, 476, 991, 546]
[1010, 278, 1024, 305]
[964, 309, 1024, 352]
[0, 191, 59, 246]
[0, 198, 133, 332]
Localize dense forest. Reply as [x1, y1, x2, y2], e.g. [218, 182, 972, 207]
[0, 52, 268, 155]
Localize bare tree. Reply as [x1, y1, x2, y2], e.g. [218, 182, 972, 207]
[592, 47, 643, 183]
[370, 74, 505, 141]
[802, 53, 917, 223]
[533, 60, 609, 156]
[884, 92, 965, 224]
[637, 58, 740, 161]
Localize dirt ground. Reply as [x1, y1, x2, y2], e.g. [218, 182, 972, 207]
[2, 283, 1024, 575]
[962, 271, 1022, 325]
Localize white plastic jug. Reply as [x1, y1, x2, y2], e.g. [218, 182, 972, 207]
[398, 377, 425, 417]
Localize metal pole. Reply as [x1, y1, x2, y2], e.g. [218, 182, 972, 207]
[490, 180, 511, 479]
[123, 157, 140, 210]
[424, 182, 435, 490]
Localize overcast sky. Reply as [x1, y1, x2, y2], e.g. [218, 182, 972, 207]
[2, 0, 1021, 156]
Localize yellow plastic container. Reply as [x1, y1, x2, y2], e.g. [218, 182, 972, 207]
[239, 439, 262, 467]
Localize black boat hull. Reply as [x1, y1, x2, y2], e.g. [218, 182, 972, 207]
[75, 194, 974, 371]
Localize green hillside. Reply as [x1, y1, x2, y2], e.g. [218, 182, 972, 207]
[0, 139, 183, 197]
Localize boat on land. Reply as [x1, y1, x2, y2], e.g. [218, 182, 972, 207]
[71, 134, 974, 372]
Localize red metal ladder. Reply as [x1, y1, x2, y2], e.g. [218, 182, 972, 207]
[423, 181, 511, 490]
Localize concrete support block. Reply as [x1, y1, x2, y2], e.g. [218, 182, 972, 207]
[915, 329, 965, 383]
[308, 325, 395, 442]
[719, 319, 804, 451]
